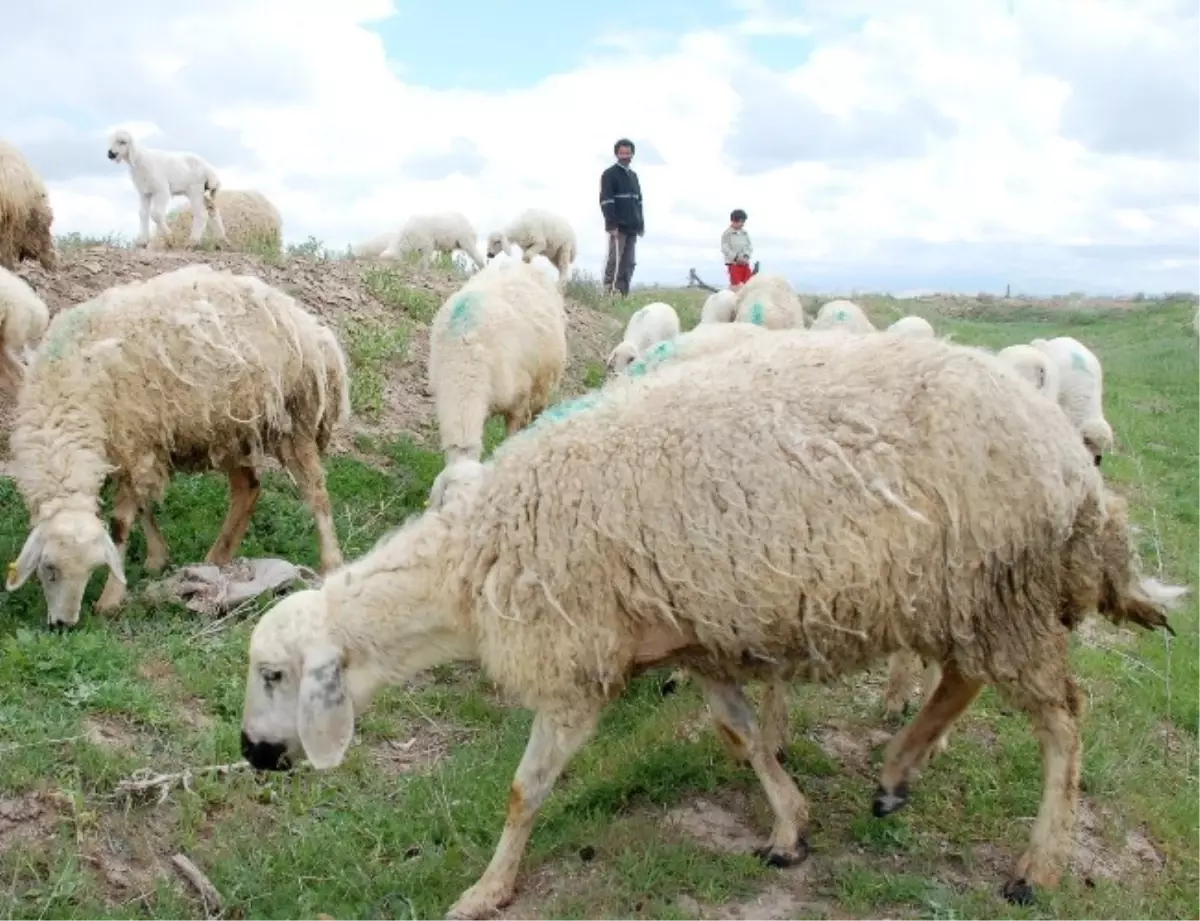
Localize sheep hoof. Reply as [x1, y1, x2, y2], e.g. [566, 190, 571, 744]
[871, 782, 909, 818]
[659, 676, 679, 697]
[1002, 877, 1035, 905]
[753, 833, 809, 868]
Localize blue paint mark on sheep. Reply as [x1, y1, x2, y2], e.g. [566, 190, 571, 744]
[446, 293, 479, 335]
[1070, 351, 1091, 375]
[626, 338, 678, 377]
[39, 302, 97, 364]
[533, 391, 606, 428]
[748, 302, 766, 326]
[834, 308, 849, 322]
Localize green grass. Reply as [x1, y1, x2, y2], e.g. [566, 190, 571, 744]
[0, 291, 1195, 920]
[341, 320, 410, 420]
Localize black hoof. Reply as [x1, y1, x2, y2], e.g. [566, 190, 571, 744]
[753, 832, 809, 868]
[660, 677, 678, 697]
[1002, 877, 1035, 905]
[871, 782, 909, 818]
[774, 747, 788, 766]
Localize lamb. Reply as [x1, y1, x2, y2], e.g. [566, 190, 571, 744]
[428, 259, 568, 463]
[811, 298, 876, 333]
[382, 211, 486, 271]
[106, 129, 225, 248]
[1031, 336, 1113, 465]
[699, 288, 738, 324]
[0, 138, 57, 272]
[997, 344, 1061, 401]
[5, 264, 350, 628]
[351, 231, 397, 259]
[0, 265, 50, 396]
[606, 301, 682, 373]
[485, 208, 577, 289]
[162, 189, 282, 253]
[732, 273, 807, 329]
[239, 329, 1186, 919]
[887, 315, 935, 338]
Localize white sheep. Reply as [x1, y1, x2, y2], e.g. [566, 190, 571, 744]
[239, 329, 1185, 920]
[106, 129, 225, 248]
[428, 259, 568, 463]
[606, 301, 682, 373]
[887, 315, 935, 338]
[162, 188, 282, 253]
[996, 344, 1061, 401]
[0, 265, 50, 396]
[1030, 336, 1113, 465]
[0, 138, 57, 272]
[732, 273, 807, 329]
[485, 208, 577, 289]
[699, 289, 738, 324]
[811, 299, 876, 333]
[351, 231, 397, 259]
[5, 264, 351, 627]
[382, 211, 486, 272]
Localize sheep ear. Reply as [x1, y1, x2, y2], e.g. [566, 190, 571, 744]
[7, 525, 45, 591]
[605, 347, 619, 370]
[297, 644, 354, 769]
[102, 530, 127, 585]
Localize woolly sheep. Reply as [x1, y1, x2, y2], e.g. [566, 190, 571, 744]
[996, 344, 1061, 402]
[427, 457, 488, 512]
[162, 189, 282, 253]
[106, 129, 225, 248]
[485, 208, 577, 290]
[699, 288, 738, 324]
[0, 265, 50, 396]
[887, 315, 935, 338]
[606, 301, 682, 373]
[811, 299, 876, 333]
[733, 273, 807, 329]
[5, 264, 350, 628]
[382, 211, 486, 271]
[239, 329, 1186, 919]
[428, 259, 568, 463]
[0, 138, 57, 272]
[1031, 336, 1113, 465]
[351, 231, 397, 259]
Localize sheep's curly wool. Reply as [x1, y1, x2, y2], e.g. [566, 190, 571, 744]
[732, 273, 806, 329]
[163, 188, 282, 252]
[0, 138, 56, 272]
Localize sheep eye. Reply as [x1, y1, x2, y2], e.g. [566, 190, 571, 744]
[260, 668, 284, 686]
[41, 563, 60, 583]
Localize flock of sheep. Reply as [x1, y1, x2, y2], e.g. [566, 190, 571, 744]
[0, 128, 1189, 920]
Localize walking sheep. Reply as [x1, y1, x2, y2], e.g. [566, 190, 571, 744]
[1031, 336, 1113, 465]
[0, 138, 57, 272]
[733, 273, 807, 329]
[382, 211, 486, 271]
[812, 298, 876, 333]
[486, 208, 577, 289]
[606, 301, 682, 373]
[5, 265, 350, 628]
[239, 330, 1185, 919]
[428, 259, 567, 463]
[106, 129, 225, 248]
[0, 265, 50, 397]
[887, 315, 935, 338]
[162, 188, 282, 253]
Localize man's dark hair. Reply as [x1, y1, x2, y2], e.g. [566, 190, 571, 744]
[613, 138, 635, 155]
[730, 209, 747, 222]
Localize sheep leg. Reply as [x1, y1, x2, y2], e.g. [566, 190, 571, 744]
[447, 707, 602, 920]
[0, 347, 25, 399]
[873, 661, 982, 817]
[280, 438, 343, 574]
[136, 194, 153, 246]
[140, 507, 171, 572]
[185, 189, 208, 246]
[204, 466, 261, 567]
[204, 194, 227, 242]
[698, 676, 809, 866]
[95, 484, 140, 612]
[882, 650, 921, 723]
[758, 677, 791, 762]
[149, 189, 171, 248]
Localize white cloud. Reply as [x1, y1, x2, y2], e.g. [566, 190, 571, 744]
[1, 0, 1195, 293]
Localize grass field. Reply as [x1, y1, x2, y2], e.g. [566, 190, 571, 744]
[0, 278, 1196, 920]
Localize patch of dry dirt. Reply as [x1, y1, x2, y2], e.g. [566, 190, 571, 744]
[1076, 617, 1139, 650]
[812, 723, 893, 769]
[1069, 798, 1167, 885]
[370, 719, 477, 777]
[0, 791, 62, 855]
[83, 715, 144, 752]
[666, 796, 765, 855]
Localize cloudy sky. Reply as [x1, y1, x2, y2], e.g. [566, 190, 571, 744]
[3, 0, 1197, 294]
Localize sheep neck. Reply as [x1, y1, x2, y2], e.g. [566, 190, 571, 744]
[13, 403, 110, 522]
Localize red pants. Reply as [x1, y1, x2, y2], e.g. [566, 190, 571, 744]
[727, 261, 752, 286]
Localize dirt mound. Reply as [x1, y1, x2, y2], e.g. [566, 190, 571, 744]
[6, 245, 621, 454]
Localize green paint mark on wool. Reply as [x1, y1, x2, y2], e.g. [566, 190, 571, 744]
[748, 302, 766, 326]
[1070, 351, 1091, 374]
[447, 293, 479, 335]
[534, 391, 606, 428]
[834, 308, 849, 322]
[627, 338, 678, 377]
[39, 301, 100, 364]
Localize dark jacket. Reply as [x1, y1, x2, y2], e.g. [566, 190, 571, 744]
[599, 162, 644, 236]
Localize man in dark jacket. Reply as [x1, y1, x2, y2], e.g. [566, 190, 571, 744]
[599, 138, 643, 296]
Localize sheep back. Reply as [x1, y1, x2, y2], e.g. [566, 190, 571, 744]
[0, 265, 50, 355]
[812, 299, 876, 333]
[0, 139, 56, 272]
[163, 189, 283, 252]
[733, 273, 806, 329]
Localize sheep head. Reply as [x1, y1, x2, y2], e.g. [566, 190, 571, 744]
[485, 232, 508, 259]
[1080, 417, 1114, 466]
[606, 341, 640, 374]
[6, 511, 125, 628]
[106, 129, 133, 163]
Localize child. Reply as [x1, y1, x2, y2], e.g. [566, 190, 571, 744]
[721, 209, 753, 288]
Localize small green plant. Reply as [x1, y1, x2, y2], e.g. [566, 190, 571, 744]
[285, 236, 333, 261]
[342, 321, 409, 419]
[361, 267, 440, 323]
[564, 269, 608, 309]
[583, 361, 607, 389]
[54, 232, 130, 250]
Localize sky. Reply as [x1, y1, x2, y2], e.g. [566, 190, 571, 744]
[2, 0, 1197, 295]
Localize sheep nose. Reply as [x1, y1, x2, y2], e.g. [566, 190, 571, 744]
[241, 730, 291, 771]
[1094, 455, 1102, 467]
[107, 150, 117, 159]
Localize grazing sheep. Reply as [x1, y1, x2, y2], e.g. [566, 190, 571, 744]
[997, 344, 1061, 401]
[428, 259, 567, 463]
[382, 211, 486, 271]
[887, 315, 935, 338]
[733, 273, 807, 329]
[0, 265, 50, 396]
[1031, 336, 1113, 465]
[106, 129, 225, 248]
[606, 301, 682, 373]
[239, 329, 1185, 919]
[485, 208, 577, 289]
[0, 138, 57, 272]
[811, 299, 876, 333]
[700, 288, 738, 324]
[162, 188, 282, 253]
[351, 231, 397, 259]
[5, 265, 350, 627]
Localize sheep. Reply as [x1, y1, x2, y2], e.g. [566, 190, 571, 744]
[428, 259, 568, 463]
[239, 328, 1186, 919]
[427, 457, 488, 512]
[887, 315, 935, 338]
[5, 264, 350, 628]
[811, 298, 876, 333]
[699, 288, 738, 324]
[351, 231, 397, 259]
[382, 211, 486, 271]
[0, 138, 57, 272]
[732, 273, 807, 329]
[1031, 336, 1113, 465]
[485, 208, 577, 289]
[606, 301, 682, 373]
[0, 265, 50, 396]
[996, 344, 1061, 401]
[162, 189, 282, 253]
